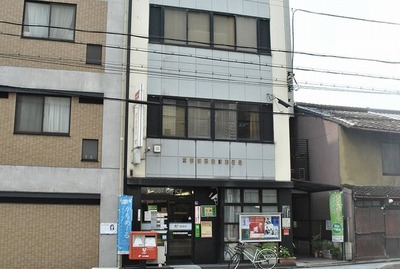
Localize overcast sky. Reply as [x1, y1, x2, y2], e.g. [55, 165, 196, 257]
[289, 0, 400, 110]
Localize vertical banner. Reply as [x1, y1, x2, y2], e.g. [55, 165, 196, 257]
[329, 192, 344, 242]
[117, 195, 133, 254]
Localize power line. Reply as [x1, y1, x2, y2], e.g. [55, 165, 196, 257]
[3, 10, 400, 96]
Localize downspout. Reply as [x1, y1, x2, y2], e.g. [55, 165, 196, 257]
[124, 0, 132, 194]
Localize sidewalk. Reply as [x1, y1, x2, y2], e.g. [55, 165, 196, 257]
[141, 256, 400, 269]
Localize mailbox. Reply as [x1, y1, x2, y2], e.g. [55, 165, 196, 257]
[129, 231, 158, 260]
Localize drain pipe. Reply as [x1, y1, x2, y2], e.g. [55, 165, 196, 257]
[124, 0, 132, 194]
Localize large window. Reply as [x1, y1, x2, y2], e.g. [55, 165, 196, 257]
[382, 142, 400, 175]
[147, 96, 274, 142]
[15, 94, 71, 134]
[149, 5, 271, 54]
[23, 1, 76, 41]
[223, 188, 278, 258]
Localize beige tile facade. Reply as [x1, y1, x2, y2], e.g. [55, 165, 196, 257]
[0, 0, 107, 71]
[0, 93, 103, 168]
[0, 203, 100, 269]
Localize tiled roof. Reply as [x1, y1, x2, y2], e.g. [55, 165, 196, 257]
[296, 103, 400, 133]
[349, 185, 400, 198]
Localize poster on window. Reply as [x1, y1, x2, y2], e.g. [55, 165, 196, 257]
[239, 214, 281, 242]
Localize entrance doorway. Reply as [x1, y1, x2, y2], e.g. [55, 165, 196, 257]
[168, 201, 193, 264]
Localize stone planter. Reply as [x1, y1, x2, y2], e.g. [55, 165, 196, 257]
[279, 257, 296, 265]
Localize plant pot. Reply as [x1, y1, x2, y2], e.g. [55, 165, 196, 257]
[279, 257, 296, 265]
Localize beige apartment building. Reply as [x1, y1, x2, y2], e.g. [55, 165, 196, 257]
[0, 0, 126, 268]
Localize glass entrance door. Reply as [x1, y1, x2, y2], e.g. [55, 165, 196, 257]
[168, 201, 193, 263]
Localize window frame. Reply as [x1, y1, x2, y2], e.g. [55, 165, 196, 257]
[22, 1, 77, 41]
[149, 5, 271, 54]
[82, 139, 99, 162]
[14, 94, 71, 135]
[147, 96, 274, 143]
[222, 188, 278, 250]
[86, 44, 103, 65]
[382, 142, 400, 175]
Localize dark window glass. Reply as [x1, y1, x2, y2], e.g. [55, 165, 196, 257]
[147, 96, 161, 137]
[258, 19, 271, 54]
[149, 6, 162, 43]
[82, 139, 98, 161]
[237, 104, 259, 140]
[0, 92, 9, 98]
[86, 44, 102, 65]
[261, 104, 273, 142]
[382, 143, 400, 175]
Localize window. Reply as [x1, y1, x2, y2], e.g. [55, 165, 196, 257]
[162, 99, 186, 137]
[382, 142, 400, 175]
[15, 94, 70, 134]
[164, 8, 186, 44]
[215, 102, 237, 140]
[149, 5, 271, 54]
[149, 5, 162, 43]
[23, 1, 76, 41]
[82, 139, 98, 161]
[86, 44, 102, 65]
[258, 19, 271, 54]
[223, 188, 278, 253]
[236, 16, 257, 52]
[214, 15, 235, 49]
[148, 96, 274, 142]
[188, 11, 210, 46]
[188, 100, 210, 139]
[238, 104, 260, 140]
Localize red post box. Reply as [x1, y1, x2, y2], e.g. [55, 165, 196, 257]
[129, 231, 158, 260]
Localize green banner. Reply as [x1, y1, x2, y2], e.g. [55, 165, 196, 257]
[329, 192, 344, 242]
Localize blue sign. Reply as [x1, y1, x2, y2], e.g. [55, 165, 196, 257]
[117, 195, 133, 254]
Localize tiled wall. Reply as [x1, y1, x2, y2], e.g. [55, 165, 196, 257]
[0, 93, 103, 168]
[0, 203, 100, 269]
[0, 0, 107, 71]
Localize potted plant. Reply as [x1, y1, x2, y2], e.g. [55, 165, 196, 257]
[277, 245, 296, 265]
[311, 234, 322, 257]
[330, 245, 342, 260]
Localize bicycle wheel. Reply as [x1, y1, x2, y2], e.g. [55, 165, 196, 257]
[255, 249, 277, 269]
[228, 253, 241, 269]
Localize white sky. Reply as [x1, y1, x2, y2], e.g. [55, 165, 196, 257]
[289, 0, 400, 110]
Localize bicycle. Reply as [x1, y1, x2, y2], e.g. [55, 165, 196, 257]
[228, 241, 277, 269]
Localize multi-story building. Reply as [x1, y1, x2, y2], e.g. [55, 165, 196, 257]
[0, 0, 126, 268]
[124, 0, 293, 265]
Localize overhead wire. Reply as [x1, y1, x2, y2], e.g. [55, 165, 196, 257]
[2, 6, 400, 96]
